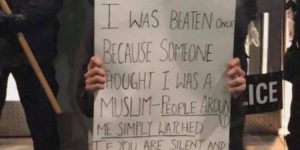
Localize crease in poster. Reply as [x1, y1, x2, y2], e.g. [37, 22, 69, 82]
[94, 0, 236, 150]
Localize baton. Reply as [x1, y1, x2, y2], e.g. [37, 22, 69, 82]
[0, 0, 62, 114]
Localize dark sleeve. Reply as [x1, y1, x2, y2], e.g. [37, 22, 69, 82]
[77, 49, 94, 118]
[77, 72, 95, 118]
[76, 15, 95, 118]
[284, 45, 296, 83]
[18, 0, 63, 27]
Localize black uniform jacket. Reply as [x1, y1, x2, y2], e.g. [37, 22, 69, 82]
[0, 0, 63, 66]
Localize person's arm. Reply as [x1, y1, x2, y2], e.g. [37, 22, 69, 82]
[284, 43, 297, 83]
[77, 56, 106, 117]
[77, 82, 95, 118]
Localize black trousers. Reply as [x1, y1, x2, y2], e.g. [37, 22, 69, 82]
[285, 86, 300, 150]
[0, 65, 59, 150]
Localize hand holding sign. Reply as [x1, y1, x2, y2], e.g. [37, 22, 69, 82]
[227, 58, 246, 98]
[85, 56, 107, 93]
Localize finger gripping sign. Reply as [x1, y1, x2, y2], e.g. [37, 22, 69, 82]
[94, 0, 236, 150]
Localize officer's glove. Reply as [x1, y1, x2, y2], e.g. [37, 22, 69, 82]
[6, 10, 28, 34]
[0, 9, 28, 36]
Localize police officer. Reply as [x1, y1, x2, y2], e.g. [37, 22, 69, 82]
[0, 0, 62, 150]
[284, 1, 300, 149]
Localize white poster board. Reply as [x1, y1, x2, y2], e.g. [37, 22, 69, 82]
[94, 0, 236, 150]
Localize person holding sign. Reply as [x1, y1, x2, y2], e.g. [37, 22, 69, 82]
[0, 0, 62, 150]
[77, 0, 256, 150]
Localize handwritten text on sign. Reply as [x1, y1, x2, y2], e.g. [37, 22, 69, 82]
[94, 0, 236, 150]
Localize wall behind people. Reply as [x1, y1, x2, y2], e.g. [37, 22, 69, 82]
[55, 0, 93, 149]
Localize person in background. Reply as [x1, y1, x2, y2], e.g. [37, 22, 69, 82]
[0, 0, 63, 150]
[284, 1, 300, 150]
[78, 0, 256, 150]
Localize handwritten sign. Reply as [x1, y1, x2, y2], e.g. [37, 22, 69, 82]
[94, 0, 236, 150]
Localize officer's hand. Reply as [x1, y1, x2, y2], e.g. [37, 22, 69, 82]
[0, 9, 28, 36]
[7, 10, 28, 34]
[85, 56, 106, 94]
[227, 58, 246, 98]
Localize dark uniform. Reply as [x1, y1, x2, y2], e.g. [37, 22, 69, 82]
[77, 0, 257, 150]
[284, 1, 300, 149]
[0, 0, 62, 150]
[284, 42, 300, 150]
